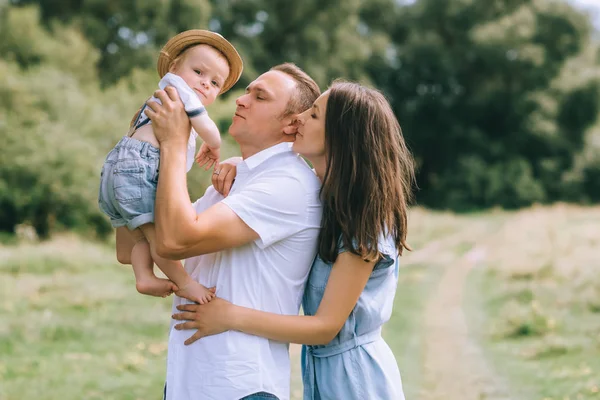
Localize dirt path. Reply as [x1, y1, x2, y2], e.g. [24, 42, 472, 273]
[414, 222, 512, 400]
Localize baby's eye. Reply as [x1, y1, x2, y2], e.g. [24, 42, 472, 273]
[194, 69, 202, 75]
[212, 80, 220, 87]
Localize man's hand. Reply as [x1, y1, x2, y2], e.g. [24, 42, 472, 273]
[172, 297, 235, 345]
[145, 86, 190, 147]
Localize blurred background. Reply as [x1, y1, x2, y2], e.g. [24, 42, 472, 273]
[1, 0, 599, 399]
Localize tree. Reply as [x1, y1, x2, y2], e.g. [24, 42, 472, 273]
[207, 0, 393, 88]
[373, 0, 600, 209]
[10, 0, 212, 85]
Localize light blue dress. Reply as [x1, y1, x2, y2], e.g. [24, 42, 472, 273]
[301, 235, 405, 400]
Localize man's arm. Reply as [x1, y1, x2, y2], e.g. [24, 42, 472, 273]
[145, 88, 259, 260]
[156, 198, 259, 259]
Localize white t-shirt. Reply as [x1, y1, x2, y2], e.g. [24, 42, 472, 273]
[165, 143, 323, 400]
[137, 73, 204, 172]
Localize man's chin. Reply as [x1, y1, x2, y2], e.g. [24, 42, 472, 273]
[228, 125, 244, 139]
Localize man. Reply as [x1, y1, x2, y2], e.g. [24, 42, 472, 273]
[145, 63, 322, 400]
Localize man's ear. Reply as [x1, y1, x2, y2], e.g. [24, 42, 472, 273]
[282, 115, 299, 136]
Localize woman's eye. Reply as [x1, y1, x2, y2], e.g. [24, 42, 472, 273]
[311, 114, 317, 119]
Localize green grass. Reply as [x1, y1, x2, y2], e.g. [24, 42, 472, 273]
[0, 236, 173, 400]
[384, 263, 444, 399]
[466, 205, 600, 400]
[2, 206, 600, 399]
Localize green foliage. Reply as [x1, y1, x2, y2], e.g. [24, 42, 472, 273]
[11, 0, 212, 85]
[208, 0, 393, 88]
[2, 0, 600, 236]
[0, 5, 238, 237]
[373, 0, 600, 209]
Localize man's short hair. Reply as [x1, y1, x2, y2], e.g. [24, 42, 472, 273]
[270, 63, 320, 117]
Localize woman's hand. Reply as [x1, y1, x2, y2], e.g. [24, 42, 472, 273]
[145, 86, 190, 147]
[212, 157, 243, 196]
[172, 297, 236, 345]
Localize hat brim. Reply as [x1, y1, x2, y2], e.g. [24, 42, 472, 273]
[157, 30, 243, 94]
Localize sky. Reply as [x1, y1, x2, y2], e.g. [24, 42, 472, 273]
[569, 0, 600, 29]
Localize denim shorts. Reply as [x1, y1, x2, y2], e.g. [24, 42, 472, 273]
[98, 136, 160, 230]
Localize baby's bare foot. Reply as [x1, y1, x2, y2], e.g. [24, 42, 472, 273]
[176, 281, 215, 304]
[136, 277, 178, 298]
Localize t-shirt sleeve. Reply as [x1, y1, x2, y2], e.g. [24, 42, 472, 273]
[159, 73, 205, 116]
[221, 174, 312, 249]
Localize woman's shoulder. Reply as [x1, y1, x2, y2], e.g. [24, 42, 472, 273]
[337, 233, 396, 255]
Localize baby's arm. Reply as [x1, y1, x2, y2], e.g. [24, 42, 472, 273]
[190, 113, 221, 149]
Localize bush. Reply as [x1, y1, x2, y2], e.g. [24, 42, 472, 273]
[0, 6, 240, 238]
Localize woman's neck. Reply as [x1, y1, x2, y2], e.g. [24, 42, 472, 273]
[310, 156, 327, 182]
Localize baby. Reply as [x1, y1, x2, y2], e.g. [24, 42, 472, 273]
[98, 30, 243, 303]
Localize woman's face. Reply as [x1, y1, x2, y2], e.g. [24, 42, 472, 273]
[292, 90, 329, 161]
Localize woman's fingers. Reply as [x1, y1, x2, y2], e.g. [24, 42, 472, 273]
[184, 331, 203, 346]
[176, 304, 198, 312]
[172, 311, 197, 321]
[211, 164, 233, 195]
[221, 167, 236, 196]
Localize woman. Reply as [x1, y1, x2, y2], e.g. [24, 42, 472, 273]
[174, 81, 415, 399]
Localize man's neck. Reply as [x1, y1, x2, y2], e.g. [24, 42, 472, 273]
[239, 138, 290, 159]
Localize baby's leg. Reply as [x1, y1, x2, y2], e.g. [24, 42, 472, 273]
[129, 228, 177, 298]
[139, 223, 215, 304]
[116, 227, 135, 264]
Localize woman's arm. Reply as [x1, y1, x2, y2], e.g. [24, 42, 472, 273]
[173, 251, 376, 345]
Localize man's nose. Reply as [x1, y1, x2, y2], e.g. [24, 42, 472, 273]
[296, 113, 306, 125]
[236, 94, 249, 107]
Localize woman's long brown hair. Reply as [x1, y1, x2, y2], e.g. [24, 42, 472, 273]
[318, 81, 416, 263]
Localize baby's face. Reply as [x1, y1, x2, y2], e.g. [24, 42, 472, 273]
[170, 44, 230, 106]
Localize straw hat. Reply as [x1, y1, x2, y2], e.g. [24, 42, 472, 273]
[157, 30, 243, 94]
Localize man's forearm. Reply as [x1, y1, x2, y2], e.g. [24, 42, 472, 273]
[155, 143, 197, 256]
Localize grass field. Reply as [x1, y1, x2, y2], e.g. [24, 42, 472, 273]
[1, 205, 599, 400]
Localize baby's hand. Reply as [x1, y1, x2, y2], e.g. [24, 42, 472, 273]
[195, 142, 220, 171]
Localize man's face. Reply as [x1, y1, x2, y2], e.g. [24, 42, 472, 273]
[229, 70, 296, 143]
